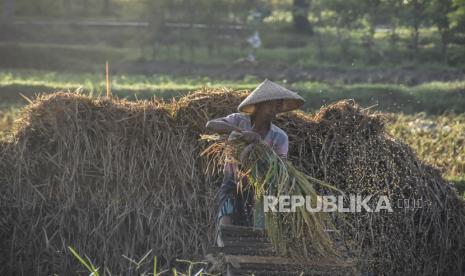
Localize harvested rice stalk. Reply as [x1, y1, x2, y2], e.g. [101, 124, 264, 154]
[202, 135, 342, 259]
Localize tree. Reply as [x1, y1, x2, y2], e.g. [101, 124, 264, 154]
[144, 0, 169, 59]
[449, 0, 465, 38]
[324, 0, 363, 57]
[102, 0, 112, 15]
[2, 0, 15, 23]
[360, 0, 383, 63]
[401, 0, 429, 57]
[292, 0, 313, 34]
[361, 0, 382, 38]
[385, 0, 404, 49]
[81, 0, 89, 16]
[311, 0, 326, 60]
[429, 0, 455, 61]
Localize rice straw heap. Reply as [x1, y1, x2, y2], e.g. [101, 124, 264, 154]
[0, 88, 464, 275]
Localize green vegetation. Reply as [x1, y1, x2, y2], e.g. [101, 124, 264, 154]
[68, 246, 100, 276]
[450, 176, 465, 198]
[0, 69, 255, 108]
[2, 28, 464, 71]
[387, 113, 465, 178]
[294, 81, 465, 114]
[3, 0, 465, 69]
[387, 113, 465, 197]
[68, 246, 212, 275]
[1, 69, 464, 115]
[0, 69, 254, 92]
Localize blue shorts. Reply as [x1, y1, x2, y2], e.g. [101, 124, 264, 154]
[217, 178, 255, 227]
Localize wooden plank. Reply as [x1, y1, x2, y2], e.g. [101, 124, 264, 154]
[208, 246, 275, 256]
[221, 240, 273, 248]
[209, 225, 359, 275]
[225, 255, 357, 269]
[222, 235, 270, 243]
[225, 255, 298, 266]
[227, 266, 355, 276]
[219, 224, 266, 237]
[227, 266, 305, 276]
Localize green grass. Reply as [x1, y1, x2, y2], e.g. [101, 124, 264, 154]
[295, 81, 465, 114]
[386, 113, 465, 197]
[448, 176, 465, 199]
[0, 69, 256, 92]
[0, 69, 257, 106]
[68, 245, 212, 275]
[1, 69, 464, 115]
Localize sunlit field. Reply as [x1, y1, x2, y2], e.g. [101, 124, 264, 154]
[1, 68, 465, 114]
[387, 113, 465, 196]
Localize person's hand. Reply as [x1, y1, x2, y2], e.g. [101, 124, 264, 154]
[240, 143, 254, 164]
[240, 130, 261, 143]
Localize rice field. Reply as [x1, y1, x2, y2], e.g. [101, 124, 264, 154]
[1, 69, 465, 114]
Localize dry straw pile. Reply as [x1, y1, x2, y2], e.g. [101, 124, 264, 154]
[0, 88, 464, 275]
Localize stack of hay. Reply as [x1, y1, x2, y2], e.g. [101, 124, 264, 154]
[0, 88, 464, 275]
[0, 92, 218, 275]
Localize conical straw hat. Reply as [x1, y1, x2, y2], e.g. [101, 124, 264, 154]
[238, 79, 305, 114]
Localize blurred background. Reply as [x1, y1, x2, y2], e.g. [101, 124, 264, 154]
[0, 0, 464, 192]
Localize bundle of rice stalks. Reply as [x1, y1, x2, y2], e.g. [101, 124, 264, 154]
[202, 135, 341, 259]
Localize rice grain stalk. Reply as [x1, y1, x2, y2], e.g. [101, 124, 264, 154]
[201, 136, 342, 258]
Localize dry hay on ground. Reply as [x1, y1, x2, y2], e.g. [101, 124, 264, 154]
[0, 89, 464, 275]
[0, 92, 217, 275]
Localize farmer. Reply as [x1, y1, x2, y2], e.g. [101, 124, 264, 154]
[205, 79, 305, 247]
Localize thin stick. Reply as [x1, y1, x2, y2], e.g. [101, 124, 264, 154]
[106, 61, 111, 98]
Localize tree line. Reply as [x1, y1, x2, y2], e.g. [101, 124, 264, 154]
[144, 0, 465, 63]
[1, 0, 464, 64]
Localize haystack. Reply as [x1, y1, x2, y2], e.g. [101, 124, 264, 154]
[0, 88, 464, 275]
[0, 92, 217, 275]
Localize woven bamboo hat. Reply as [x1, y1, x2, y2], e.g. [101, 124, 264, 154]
[238, 79, 305, 114]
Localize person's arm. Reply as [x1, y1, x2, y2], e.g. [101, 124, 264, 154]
[205, 114, 260, 143]
[205, 117, 243, 135]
